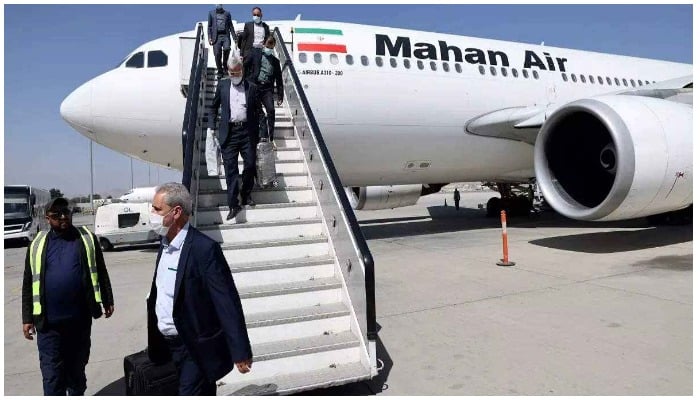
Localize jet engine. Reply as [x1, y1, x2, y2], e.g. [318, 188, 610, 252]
[345, 184, 445, 210]
[534, 95, 692, 221]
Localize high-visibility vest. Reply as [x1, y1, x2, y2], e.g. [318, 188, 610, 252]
[28, 226, 103, 315]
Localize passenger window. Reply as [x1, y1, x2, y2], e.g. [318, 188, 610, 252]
[589, 75, 594, 84]
[606, 77, 612, 85]
[404, 59, 411, 69]
[490, 66, 497, 76]
[622, 78, 628, 86]
[314, 53, 322, 64]
[345, 54, 354, 65]
[614, 78, 620, 86]
[361, 55, 369, 66]
[598, 76, 603, 85]
[390, 58, 397, 68]
[430, 61, 437, 71]
[580, 74, 586, 83]
[533, 70, 539, 80]
[118, 213, 141, 229]
[511, 68, 518, 78]
[478, 65, 485, 75]
[147, 51, 168, 68]
[455, 64, 462, 73]
[417, 60, 424, 70]
[330, 54, 339, 65]
[501, 67, 507, 77]
[562, 73, 568, 82]
[375, 57, 383, 67]
[443, 62, 450, 72]
[571, 74, 577, 83]
[299, 53, 307, 63]
[522, 69, 529, 79]
[644, 80, 650, 85]
[125, 52, 144, 68]
[630, 79, 636, 87]
[638, 79, 643, 86]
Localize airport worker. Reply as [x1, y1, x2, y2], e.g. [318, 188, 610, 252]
[245, 36, 284, 143]
[208, 4, 236, 78]
[454, 188, 461, 211]
[237, 6, 270, 66]
[208, 56, 258, 221]
[146, 183, 253, 395]
[21, 197, 115, 396]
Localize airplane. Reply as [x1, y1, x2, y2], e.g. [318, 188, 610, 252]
[60, 18, 692, 222]
[118, 186, 157, 203]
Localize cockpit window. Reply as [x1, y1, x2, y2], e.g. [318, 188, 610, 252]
[126, 52, 144, 68]
[147, 51, 168, 68]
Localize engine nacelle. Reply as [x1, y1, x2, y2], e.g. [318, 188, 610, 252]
[534, 95, 692, 221]
[345, 184, 424, 210]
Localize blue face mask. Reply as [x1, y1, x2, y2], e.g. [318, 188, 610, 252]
[253, 15, 261, 24]
[262, 47, 272, 55]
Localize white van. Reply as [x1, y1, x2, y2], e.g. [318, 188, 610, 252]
[94, 203, 159, 251]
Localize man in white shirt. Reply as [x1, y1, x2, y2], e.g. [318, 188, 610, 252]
[146, 183, 252, 395]
[208, 57, 257, 221]
[237, 6, 270, 66]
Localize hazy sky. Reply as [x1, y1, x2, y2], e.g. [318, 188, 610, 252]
[3, 4, 692, 197]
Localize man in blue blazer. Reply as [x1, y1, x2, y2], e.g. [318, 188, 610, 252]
[208, 4, 236, 78]
[208, 57, 258, 221]
[146, 182, 252, 395]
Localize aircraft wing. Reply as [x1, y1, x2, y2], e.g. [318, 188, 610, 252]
[465, 75, 692, 145]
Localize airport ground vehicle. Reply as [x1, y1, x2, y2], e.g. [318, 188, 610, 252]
[94, 202, 159, 251]
[4, 185, 51, 244]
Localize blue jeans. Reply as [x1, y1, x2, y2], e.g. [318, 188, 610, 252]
[165, 335, 217, 395]
[37, 318, 92, 396]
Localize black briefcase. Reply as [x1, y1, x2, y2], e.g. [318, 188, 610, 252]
[123, 349, 178, 396]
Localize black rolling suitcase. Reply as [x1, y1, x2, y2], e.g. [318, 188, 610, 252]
[124, 349, 178, 395]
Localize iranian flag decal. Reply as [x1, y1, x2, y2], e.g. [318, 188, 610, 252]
[295, 27, 347, 53]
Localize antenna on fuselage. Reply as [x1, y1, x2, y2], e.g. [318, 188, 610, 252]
[295, 14, 302, 21]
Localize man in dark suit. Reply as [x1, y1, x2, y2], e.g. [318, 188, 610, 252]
[146, 182, 252, 395]
[208, 56, 258, 221]
[236, 6, 270, 66]
[245, 36, 284, 143]
[207, 4, 236, 78]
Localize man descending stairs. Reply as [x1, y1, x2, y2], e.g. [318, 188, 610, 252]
[185, 63, 376, 394]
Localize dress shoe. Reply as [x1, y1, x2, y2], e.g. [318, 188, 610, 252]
[243, 198, 256, 207]
[226, 206, 242, 221]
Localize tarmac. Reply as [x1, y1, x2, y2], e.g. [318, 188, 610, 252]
[3, 191, 692, 395]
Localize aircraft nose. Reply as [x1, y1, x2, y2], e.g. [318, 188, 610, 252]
[60, 81, 94, 138]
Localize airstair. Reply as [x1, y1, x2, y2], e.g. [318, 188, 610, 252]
[180, 24, 378, 395]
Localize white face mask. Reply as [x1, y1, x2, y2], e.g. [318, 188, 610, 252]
[150, 208, 175, 236]
[231, 75, 243, 85]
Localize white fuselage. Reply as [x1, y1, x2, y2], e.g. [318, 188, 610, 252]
[60, 20, 691, 187]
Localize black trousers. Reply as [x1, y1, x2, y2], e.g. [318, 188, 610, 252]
[221, 124, 255, 208]
[250, 83, 276, 141]
[37, 317, 92, 396]
[164, 336, 216, 395]
[213, 34, 231, 74]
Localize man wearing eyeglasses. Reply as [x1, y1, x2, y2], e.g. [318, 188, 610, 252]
[21, 197, 115, 395]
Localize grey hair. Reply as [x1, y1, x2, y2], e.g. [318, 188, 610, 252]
[227, 53, 242, 70]
[155, 182, 192, 216]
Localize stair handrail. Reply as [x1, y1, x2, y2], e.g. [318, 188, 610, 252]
[272, 28, 377, 347]
[181, 23, 208, 226]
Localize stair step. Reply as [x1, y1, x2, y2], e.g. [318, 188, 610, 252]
[216, 331, 363, 391]
[245, 303, 351, 343]
[240, 276, 342, 314]
[232, 255, 335, 288]
[199, 217, 324, 243]
[231, 255, 335, 272]
[198, 151, 303, 164]
[218, 361, 370, 396]
[196, 201, 317, 225]
[221, 236, 330, 264]
[197, 173, 309, 191]
[198, 136, 298, 148]
[197, 185, 313, 207]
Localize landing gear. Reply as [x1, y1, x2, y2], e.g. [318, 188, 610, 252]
[484, 182, 534, 218]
